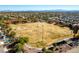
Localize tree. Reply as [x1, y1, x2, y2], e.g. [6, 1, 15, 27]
[18, 37, 29, 44]
[15, 37, 29, 52]
[9, 31, 16, 38]
[68, 24, 79, 37]
[8, 37, 29, 53]
[72, 25, 79, 37]
[15, 43, 23, 53]
[68, 24, 73, 30]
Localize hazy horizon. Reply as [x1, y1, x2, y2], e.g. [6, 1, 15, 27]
[0, 5, 79, 11]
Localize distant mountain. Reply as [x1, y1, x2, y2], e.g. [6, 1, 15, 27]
[0, 9, 79, 12]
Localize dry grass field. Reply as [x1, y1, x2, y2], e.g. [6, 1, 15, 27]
[9, 22, 72, 48]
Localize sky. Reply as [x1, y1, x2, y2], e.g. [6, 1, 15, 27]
[0, 5, 79, 11]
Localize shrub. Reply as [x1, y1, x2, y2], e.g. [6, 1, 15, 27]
[15, 43, 23, 53]
[18, 37, 29, 44]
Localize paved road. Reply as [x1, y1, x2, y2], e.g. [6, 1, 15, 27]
[23, 44, 42, 53]
[0, 45, 4, 53]
[67, 46, 79, 53]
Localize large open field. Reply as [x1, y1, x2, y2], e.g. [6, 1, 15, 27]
[9, 22, 72, 48]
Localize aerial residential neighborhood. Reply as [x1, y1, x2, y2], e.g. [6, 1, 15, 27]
[0, 5, 79, 53]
